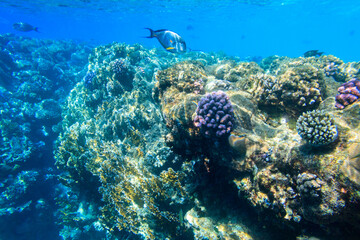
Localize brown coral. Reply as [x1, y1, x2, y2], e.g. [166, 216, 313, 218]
[155, 61, 207, 97]
[254, 63, 326, 116]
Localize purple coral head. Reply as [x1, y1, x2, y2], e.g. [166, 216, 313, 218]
[194, 91, 235, 138]
[111, 58, 128, 74]
[335, 78, 360, 109]
[84, 70, 96, 89]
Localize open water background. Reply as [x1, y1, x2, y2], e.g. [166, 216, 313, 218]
[0, 0, 360, 61]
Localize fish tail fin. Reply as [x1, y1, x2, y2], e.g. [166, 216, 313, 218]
[144, 28, 155, 38]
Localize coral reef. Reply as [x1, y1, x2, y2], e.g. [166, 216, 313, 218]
[12, 38, 356, 239]
[222, 62, 264, 83]
[193, 91, 235, 138]
[296, 172, 324, 198]
[83, 70, 96, 89]
[0, 33, 91, 239]
[254, 63, 326, 116]
[335, 78, 360, 109]
[317, 55, 347, 82]
[155, 60, 207, 96]
[109, 58, 134, 91]
[0, 49, 17, 89]
[55, 43, 226, 239]
[250, 73, 280, 107]
[185, 208, 253, 240]
[296, 110, 338, 146]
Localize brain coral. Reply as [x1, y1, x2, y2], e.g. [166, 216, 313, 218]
[193, 91, 235, 138]
[296, 110, 338, 146]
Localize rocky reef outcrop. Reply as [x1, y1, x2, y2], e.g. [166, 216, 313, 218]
[53, 42, 360, 240]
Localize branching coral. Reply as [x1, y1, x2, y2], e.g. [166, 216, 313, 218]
[296, 110, 338, 146]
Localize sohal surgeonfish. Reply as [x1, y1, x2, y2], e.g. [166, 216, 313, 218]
[13, 22, 39, 32]
[145, 28, 186, 53]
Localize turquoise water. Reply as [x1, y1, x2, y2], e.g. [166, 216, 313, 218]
[1, 0, 360, 61]
[1, 1, 360, 240]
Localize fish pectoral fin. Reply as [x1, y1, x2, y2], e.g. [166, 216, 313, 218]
[166, 47, 175, 50]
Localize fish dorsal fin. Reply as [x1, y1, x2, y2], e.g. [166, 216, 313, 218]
[155, 29, 168, 33]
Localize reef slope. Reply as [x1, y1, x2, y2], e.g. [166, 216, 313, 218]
[55, 43, 360, 239]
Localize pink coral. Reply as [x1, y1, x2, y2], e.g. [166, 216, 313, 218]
[335, 79, 360, 109]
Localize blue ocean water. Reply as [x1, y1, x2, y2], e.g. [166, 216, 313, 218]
[0, 0, 359, 61]
[1, 1, 360, 240]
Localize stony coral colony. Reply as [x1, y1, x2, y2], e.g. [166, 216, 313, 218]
[55, 42, 360, 240]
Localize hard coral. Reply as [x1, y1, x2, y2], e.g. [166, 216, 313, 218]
[155, 61, 206, 96]
[193, 91, 235, 138]
[83, 70, 96, 90]
[110, 58, 128, 74]
[296, 172, 323, 199]
[335, 78, 360, 109]
[109, 58, 134, 92]
[222, 62, 264, 83]
[324, 62, 340, 77]
[253, 64, 326, 116]
[296, 110, 338, 146]
[252, 73, 280, 107]
[277, 64, 325, 114]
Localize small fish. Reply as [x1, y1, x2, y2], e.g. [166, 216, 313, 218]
[145, 28, 186, 53]
[186, 24, 194, 31]
[13, 22, 39, 32]
[303, 50, 324, 58]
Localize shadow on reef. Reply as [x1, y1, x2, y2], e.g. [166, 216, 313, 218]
[51, 40, 360, 239]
